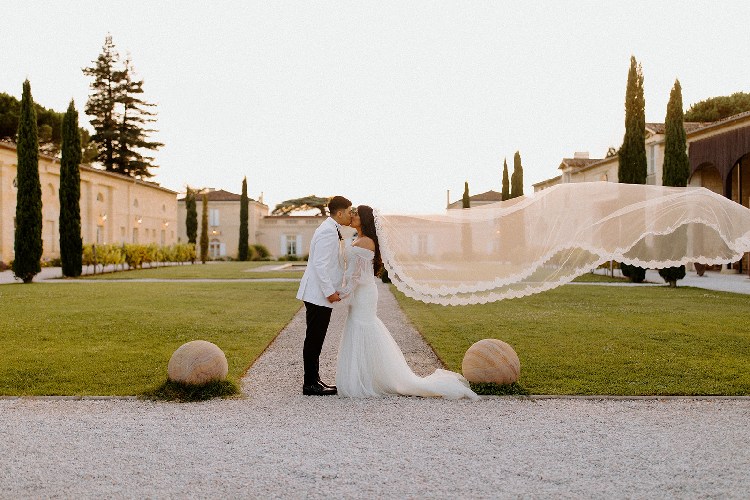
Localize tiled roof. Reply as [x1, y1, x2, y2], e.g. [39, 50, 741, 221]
[469, 190, 503, 202]
[646, 122, 708, 134]
[559, 158, 602, 170]
[0, 140, 177, 194]
[196, 189, 242, 201]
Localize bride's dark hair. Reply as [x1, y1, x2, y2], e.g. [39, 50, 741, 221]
[357, 205, 383, 277]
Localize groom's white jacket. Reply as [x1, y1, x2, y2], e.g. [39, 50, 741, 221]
[296, 217, 344, 308]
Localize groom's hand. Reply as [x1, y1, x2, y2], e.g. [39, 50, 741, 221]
[327, 292, 341, 303]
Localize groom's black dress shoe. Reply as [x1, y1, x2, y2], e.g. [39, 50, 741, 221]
[303, 382, 337, 396]
[318, 379, 337, 391]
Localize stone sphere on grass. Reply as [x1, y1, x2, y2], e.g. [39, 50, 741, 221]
[167, 340, 228, 385]
[461, 339, 520, 385]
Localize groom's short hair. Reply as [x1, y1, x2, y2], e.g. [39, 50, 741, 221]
[328, 196, 352, 216]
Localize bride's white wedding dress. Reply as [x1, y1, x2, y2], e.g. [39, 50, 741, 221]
[336, 244, 479, 400]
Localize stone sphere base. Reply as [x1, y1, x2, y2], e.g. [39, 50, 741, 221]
[462, 339, 520, 385]
[167, 340, 228, 385]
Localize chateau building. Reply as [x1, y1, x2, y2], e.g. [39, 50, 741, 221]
[177, 191, 356, 259]
[0, 141, 178, 264]
[446, 190, 503, 209]
[533, 111, 750, 272]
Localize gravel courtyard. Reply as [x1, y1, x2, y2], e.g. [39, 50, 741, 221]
[2, 283, 749, 498]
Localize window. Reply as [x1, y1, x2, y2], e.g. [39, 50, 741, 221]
[282, 234, 301, 256]
[210, 239, 225, 258]
[97, 193, 104, 202]
[133, 198, 139, 208]
[161, 230, 166, 245]
[210, 209, 220, 226]
[132, 228, 139, 244]
[648, 146, 655, 175]
[417, 234, 428, 254]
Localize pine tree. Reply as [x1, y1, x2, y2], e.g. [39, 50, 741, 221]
[83, 35, 162, 177]
[238, 177, 250, 261]
[185, 187, 198, 244]
[200, 193, 209, 263]
[659, 79, 689, 287]
[462, 181, 470, 208]
[501, 158, 510, 201]
[510, 151, 524, 199]
[114, 56, 163, 178]
[618, 56, 647, 185]
[13, 80, 43, 283]
[83, 35, 121, 171]
[618, 56, 648, 282]
[59, 100, 83, 277]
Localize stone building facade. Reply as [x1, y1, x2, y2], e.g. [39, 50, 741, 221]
[177, 191, 356, 259]
[0, 141, 178, 264]
[532, 112, 750, 272]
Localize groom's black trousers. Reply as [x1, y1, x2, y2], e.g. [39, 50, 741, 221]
[303, 301, 333, 385]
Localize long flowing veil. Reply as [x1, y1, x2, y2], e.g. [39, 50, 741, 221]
[374, 182, 750, 305]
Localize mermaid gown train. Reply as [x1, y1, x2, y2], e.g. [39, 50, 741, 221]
[335, 245, 479, 400]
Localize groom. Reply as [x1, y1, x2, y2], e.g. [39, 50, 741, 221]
[296, 195, 352, 396]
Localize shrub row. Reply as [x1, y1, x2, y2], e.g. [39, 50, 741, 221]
[82, 243, 197, 274]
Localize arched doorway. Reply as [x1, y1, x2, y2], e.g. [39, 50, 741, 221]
[727, 154, 750, 272]
[688, 162, 722, 194]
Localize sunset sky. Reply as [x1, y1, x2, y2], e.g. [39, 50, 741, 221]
[2, 1, 749, 213]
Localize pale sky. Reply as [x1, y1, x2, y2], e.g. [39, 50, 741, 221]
[2, 1, 749, 214]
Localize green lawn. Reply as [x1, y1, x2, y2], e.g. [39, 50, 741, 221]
[394, 284, 750, 395]
[0, 281, 301, 396]
[79, 261, 304, 280]
[571, 272, 628, 283]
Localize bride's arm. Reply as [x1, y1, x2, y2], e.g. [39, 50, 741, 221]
[338, 253, 369, 298]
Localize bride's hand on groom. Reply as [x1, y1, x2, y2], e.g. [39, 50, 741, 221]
[327, 292, 341, 303]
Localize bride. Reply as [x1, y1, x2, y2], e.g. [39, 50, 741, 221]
[335, 205, 479, 400]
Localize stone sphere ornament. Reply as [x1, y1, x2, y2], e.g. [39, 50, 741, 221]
[461, 339, 520, 385]
[167, 340, 229, 385]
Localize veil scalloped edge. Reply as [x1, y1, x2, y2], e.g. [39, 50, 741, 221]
[374, 182, 750, 306]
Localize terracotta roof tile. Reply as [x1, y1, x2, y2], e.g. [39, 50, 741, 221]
[469, 190, 503, 202]
[646, 122, 711, 134]
[196, 189, 242, 201]
[559, 158, 602, 170]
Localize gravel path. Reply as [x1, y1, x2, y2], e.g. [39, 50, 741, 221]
[2, 283, 749, 498]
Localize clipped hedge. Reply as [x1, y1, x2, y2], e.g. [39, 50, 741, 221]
[82, 243, 196, 274]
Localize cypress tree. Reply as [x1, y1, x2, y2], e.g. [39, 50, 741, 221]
[659, 79, 689, 287]
[239, 177, 249, 261]
[185, 187, 197, 244]
[662, 80, 689, 187]
[200, 193, 209, 263]
[618, 56, 647, 185]
[461, 182, 472, 255]
[13, 80, 43, 283]
[618, 56, 647, 282]
[510, 151, 524, 199]
[59, 100, 83, 277]
[501, 158, 510, 201]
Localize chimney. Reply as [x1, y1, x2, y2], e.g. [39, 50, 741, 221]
[446, 189, 450, 208]
[573, 151, 590, 159]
